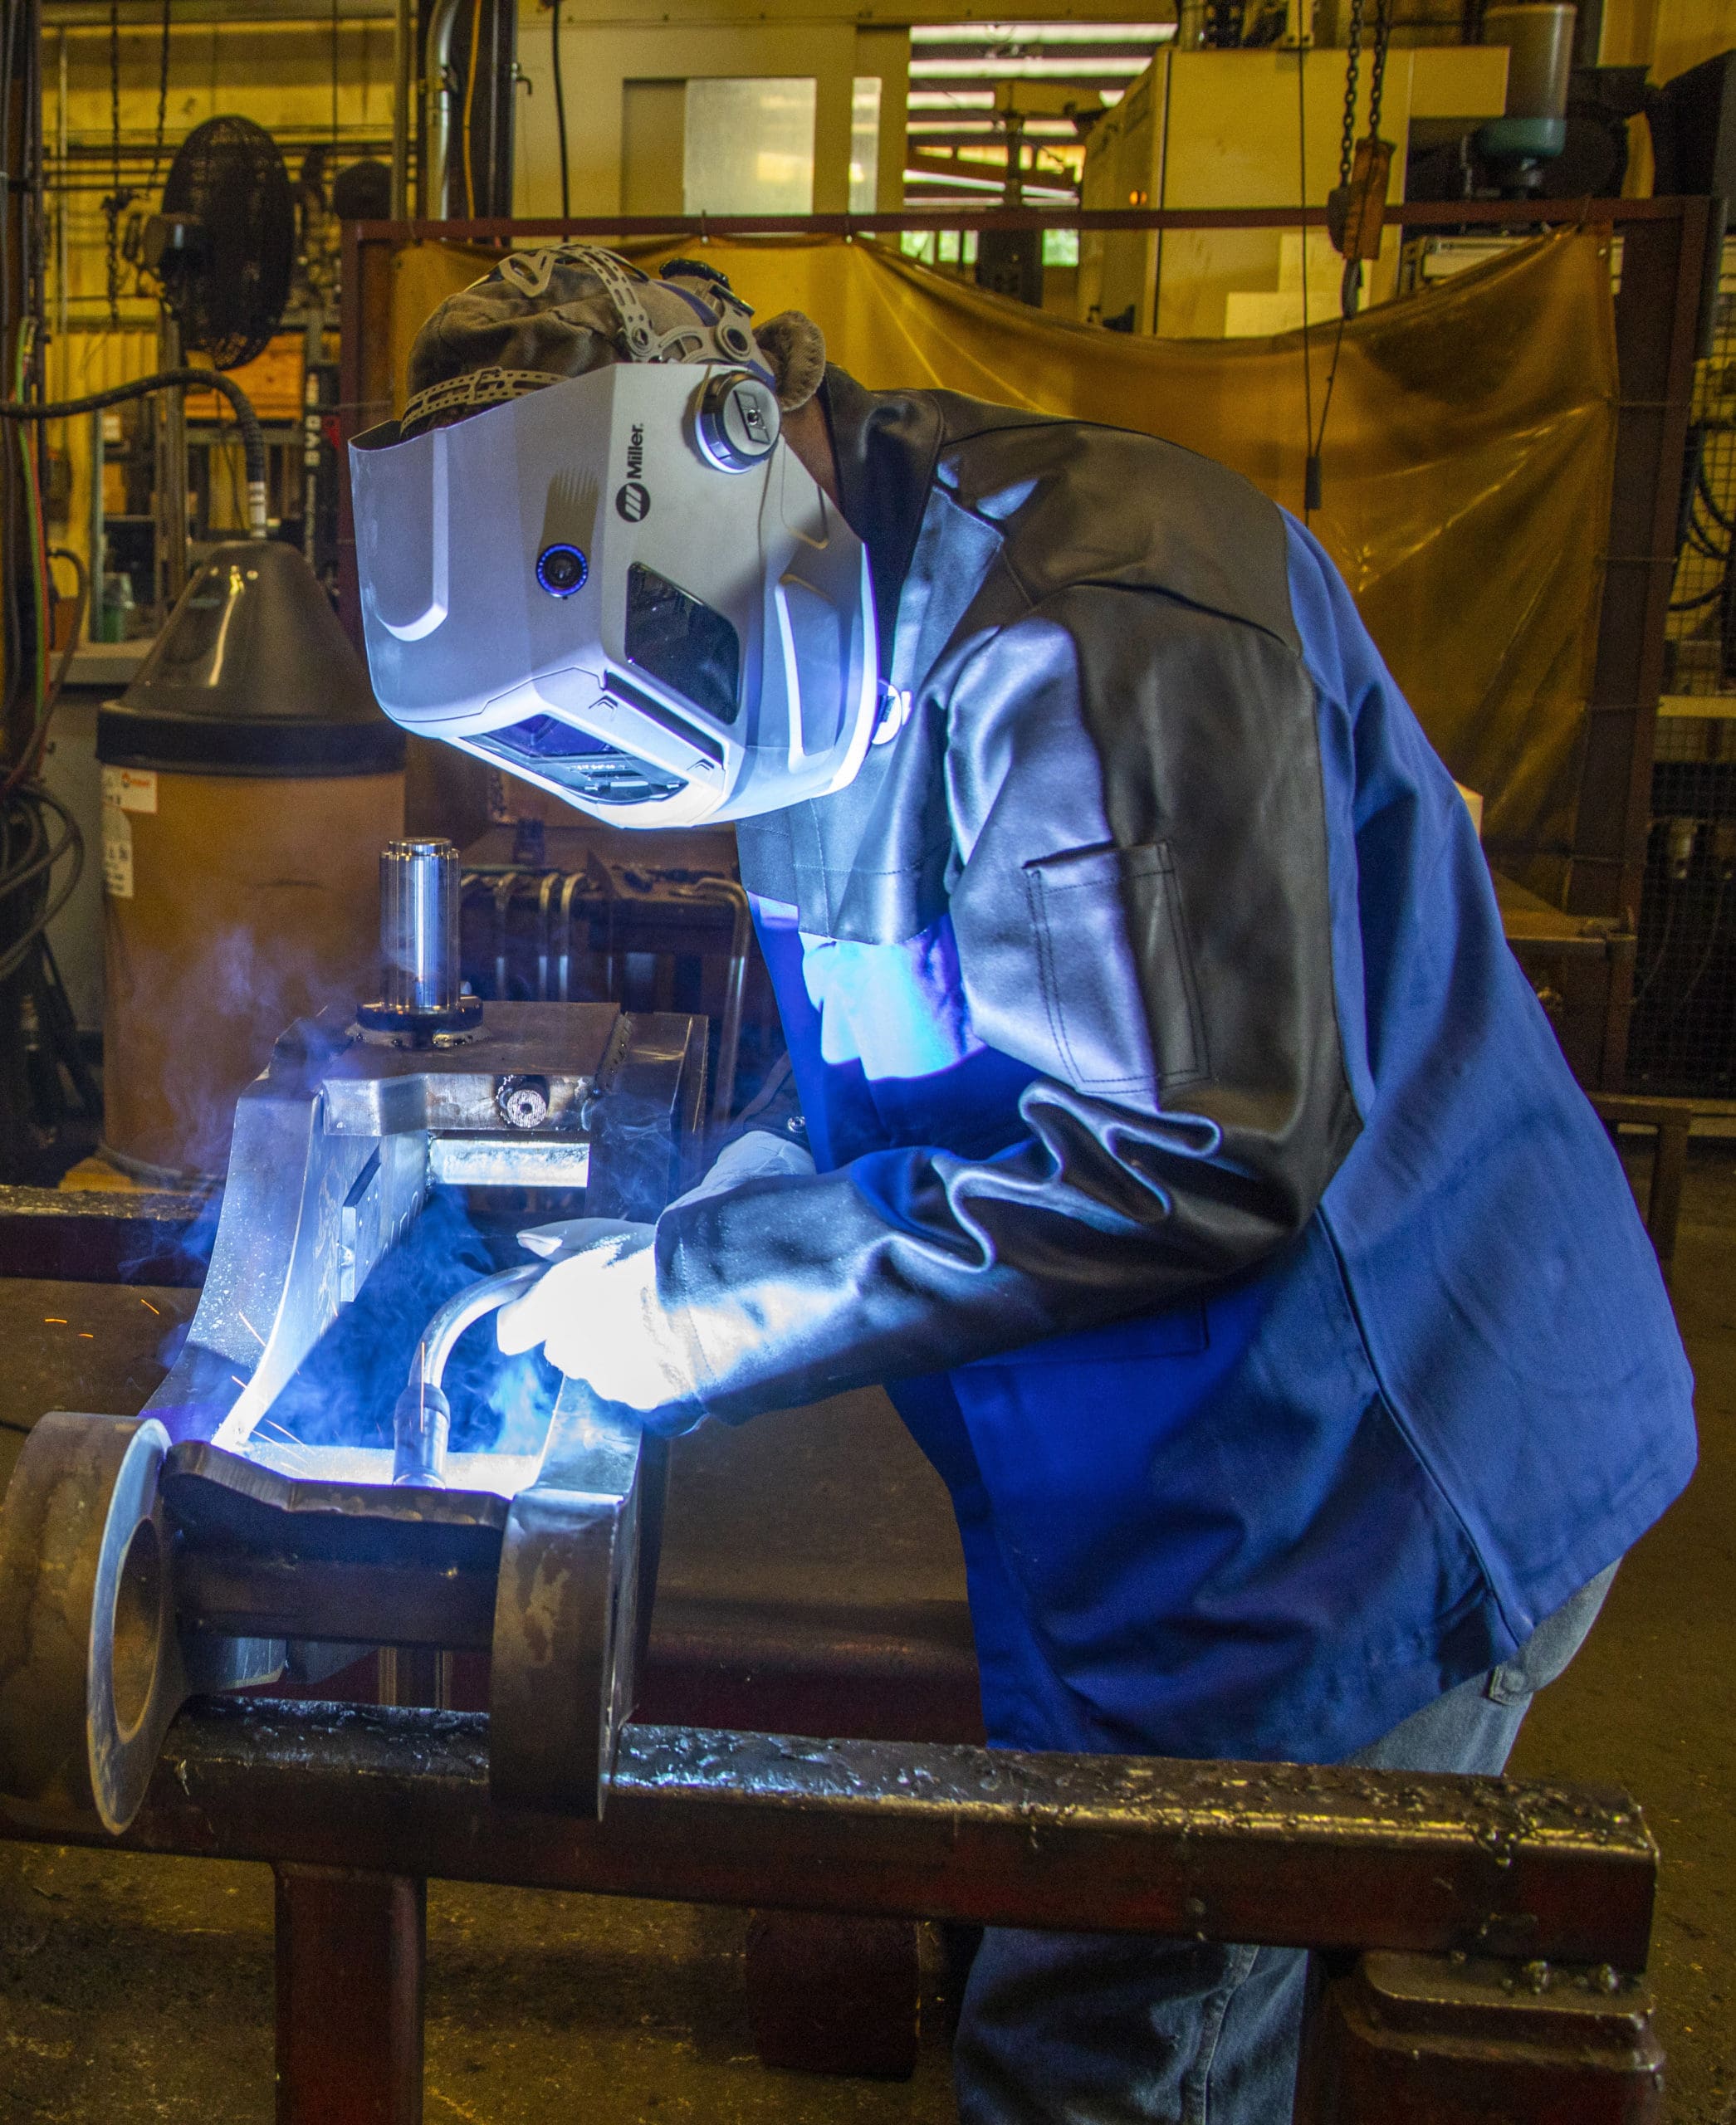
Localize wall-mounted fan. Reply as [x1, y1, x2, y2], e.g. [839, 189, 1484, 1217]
[139, 115, 295, 369]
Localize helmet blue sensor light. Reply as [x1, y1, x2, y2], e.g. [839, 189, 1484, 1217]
[536, 543, 589, 597]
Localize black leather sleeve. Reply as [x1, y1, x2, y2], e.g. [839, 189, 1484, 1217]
[655, 582, 1362, 1423]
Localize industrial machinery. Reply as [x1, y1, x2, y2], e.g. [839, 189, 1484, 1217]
[0, 837, 706, 1835]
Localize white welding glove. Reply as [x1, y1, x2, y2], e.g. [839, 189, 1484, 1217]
[513, 1215, 651, 1263]
[496, 1224, 698, 1410]
[672, 1125, 815, 1204]
[496, 1131, 814, 1407]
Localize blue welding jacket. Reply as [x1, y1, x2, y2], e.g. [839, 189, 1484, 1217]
[740, 497, 1696, 1766]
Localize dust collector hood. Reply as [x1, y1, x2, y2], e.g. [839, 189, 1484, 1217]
[98, 540, 406, 777]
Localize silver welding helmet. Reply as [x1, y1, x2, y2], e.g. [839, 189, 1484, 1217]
[349, 245, 878, 828]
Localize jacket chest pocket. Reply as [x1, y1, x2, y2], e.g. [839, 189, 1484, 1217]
[1024, 841, 1207, 1097]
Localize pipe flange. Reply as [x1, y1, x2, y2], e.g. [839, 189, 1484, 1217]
[355, 994, 484, 1043]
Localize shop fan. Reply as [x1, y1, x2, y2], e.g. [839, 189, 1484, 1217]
[139, 115, 295, 370]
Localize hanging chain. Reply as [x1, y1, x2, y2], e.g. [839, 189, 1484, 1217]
[1327, 0, 1395, 310]
[100, 1, 129, 330]
[1366, 0, 1393, 144]
[1337, 0, 1363, 192]
[145, 0, 170, 194]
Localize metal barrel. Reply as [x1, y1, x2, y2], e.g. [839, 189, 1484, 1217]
[379, 838, 461, 1014]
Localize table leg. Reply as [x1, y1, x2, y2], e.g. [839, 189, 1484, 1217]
[1295, 1949, 1664, 2124]
[275, 1864, 426, 2125]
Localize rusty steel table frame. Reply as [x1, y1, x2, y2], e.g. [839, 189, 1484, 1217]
[0, 1697, 1665, 2125]
[1588, 1092, 1697, 1285]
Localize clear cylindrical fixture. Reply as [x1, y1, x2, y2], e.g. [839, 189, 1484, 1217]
[379, 837, 460, 1015]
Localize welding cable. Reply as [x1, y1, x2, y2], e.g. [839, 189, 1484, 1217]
[1660, 872, 1730, 1026]
[4, 550, 90, 799]
[461, 0, 484, 218]
[550, 0, 570, 221]
[1697, 461, 1736, 535]
[1685, 513, 1730, 563]
[1298, 37, 1316, 524]
[0, 783, 77, 909]
[1685, 486, 1731, 559]
[27, 400, 53, 719]
[0, 784, 83, 989]
[11, 326, 48, 718]
[0, 370, 268, 538]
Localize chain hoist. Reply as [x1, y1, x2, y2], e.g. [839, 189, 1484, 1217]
[1325, 0, 1394, 317]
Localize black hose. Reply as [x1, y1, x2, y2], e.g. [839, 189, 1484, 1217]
[0, 368, 267, 536]
[0, 782, 83, 989]
[1695, 462, 1735, 535]
[550, 0, 570, 220]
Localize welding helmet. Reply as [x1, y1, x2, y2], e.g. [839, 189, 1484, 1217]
[349, 246, 879, 828]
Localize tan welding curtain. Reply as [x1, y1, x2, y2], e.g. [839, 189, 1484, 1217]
[386, 229, 1618, 893]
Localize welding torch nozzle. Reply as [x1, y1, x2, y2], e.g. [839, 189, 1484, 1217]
[392, 1378, 453, 1488]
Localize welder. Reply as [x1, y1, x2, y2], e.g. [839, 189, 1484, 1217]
[350, 247, 1696, 2124]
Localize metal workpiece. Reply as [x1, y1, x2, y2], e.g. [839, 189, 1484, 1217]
[143, 999, 699, 1462]
[0, 1414, 280, 1837]
[0, 984, 705, 1834]
[0, 1414, 189, 1834]
[490, 1376, 666, 1818]
[495, 1072, 550, 1128]
[31, 1698, 1655, 1973]
[358, 837, 482, 1039]
[462, 859, 753, 1126]
[296, 1000, 611, 1137]
[0, 840, 707, 1837]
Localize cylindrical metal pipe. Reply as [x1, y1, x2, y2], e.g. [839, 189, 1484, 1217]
[379, 838, 461, 1015]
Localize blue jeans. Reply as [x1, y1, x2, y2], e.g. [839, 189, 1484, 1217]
[951, 1566, 1616, 2125]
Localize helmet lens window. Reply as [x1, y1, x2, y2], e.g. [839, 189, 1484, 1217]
[472, 712, 685, 805]
[626, 563, 740, 726]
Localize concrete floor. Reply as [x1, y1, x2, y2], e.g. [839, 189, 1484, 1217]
[0, 1152, 1730, 2122]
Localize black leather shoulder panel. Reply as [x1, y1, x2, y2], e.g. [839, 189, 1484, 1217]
[821, 367, 1301, 659]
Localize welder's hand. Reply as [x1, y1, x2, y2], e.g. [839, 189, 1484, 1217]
[496, 1226, 702, 1412]
[675, 1126, 814, 1205]
[514, 1215, 651, 1263]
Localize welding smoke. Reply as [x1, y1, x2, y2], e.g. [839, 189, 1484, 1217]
[105, 919, 368, 1184]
